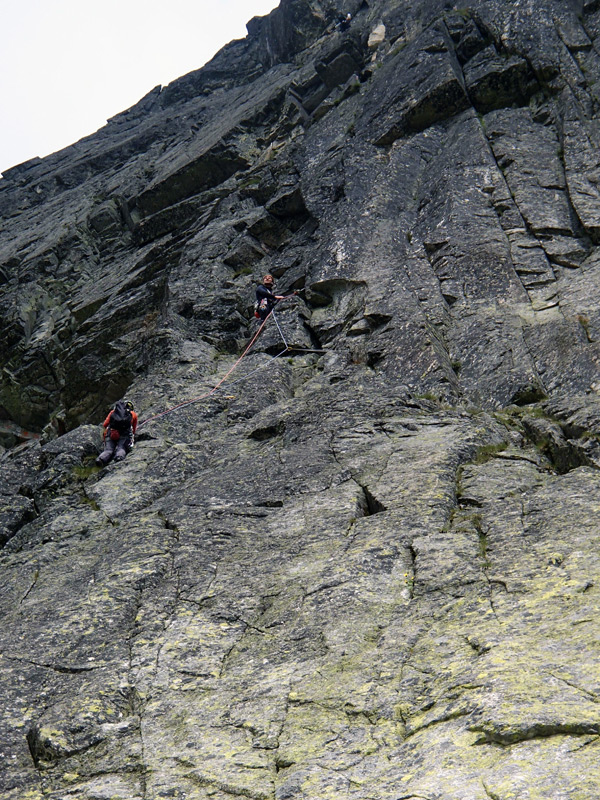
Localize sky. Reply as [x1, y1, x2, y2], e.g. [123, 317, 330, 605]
[0, 0, 280, 176]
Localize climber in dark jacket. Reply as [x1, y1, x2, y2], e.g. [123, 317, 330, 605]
[96, 400, 138, 466]
[255, 274, 285, 321]
[337, 12, 352, 30]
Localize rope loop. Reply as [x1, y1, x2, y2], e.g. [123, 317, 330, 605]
[138, 296, 303, 428]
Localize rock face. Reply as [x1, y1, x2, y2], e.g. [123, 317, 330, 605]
[2, 0, 600, 797]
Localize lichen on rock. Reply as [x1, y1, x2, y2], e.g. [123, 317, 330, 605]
[2, 1, 600, 798]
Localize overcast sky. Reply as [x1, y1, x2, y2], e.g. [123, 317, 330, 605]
[0, 0, 279, 176]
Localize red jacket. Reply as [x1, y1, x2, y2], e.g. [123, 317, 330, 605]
[103, 409, 138, 439]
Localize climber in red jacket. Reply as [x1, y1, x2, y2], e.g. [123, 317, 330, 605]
[96, 400, 138, 466]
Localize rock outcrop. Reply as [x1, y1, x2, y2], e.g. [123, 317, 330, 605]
[2, 1, 600, 798]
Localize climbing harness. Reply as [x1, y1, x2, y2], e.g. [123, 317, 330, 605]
[138, 296, 324, 428]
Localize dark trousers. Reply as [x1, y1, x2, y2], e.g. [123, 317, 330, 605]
[97, 436, 130, 465]
[259, 305, 274, 321]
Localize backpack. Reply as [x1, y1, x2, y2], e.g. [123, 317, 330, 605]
[110, 401, 132, 435]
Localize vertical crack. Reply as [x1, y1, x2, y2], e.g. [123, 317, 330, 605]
[482, 780, 501, 800]
[472, 513, 500, 622]
[20, 567, 40, 604]
[406, 542, 417, 600]
[139, 711, 148, 800]
[360, 484, 387, 515]
[157, 510, 180, 540]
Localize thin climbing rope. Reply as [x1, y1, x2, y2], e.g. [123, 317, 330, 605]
[271, 309, 289, 349]
[138, 296, 305, 428]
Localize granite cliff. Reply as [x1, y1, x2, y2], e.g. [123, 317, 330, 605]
[2, 1, 600, 798]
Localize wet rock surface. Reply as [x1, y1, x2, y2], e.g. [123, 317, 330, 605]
[2, 0, 600, 797]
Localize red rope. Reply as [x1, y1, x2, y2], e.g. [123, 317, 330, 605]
[138, 297, 296, 428]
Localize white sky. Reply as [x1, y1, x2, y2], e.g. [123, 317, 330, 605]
[0, 0, 280, 176]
